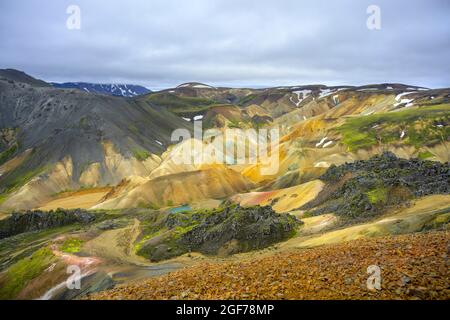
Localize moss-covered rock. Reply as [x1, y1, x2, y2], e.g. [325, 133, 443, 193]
[0, 247, 56, 299]
[136, 205, 300, 262]
[0, 209, 98, 239]
[303, 152, 449, 220]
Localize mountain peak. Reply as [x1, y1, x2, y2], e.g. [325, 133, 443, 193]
[176, 82, 216, 89]
[0, 68, 50, 87]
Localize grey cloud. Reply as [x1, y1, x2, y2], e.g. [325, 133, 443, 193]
[0, 0, 449, 89]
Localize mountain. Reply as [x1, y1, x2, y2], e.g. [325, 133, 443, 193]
[0, 69, 50, 87]
[51, 82, 151, 97]
[0, 69, 189, 210]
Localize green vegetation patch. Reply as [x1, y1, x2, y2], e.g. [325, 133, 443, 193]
[0, 143, 18, 166]
[0, 163, 50, 205]
[60, 238, 84, 253]
[337, 105, 449, 151]
[0, 247, 56, 299]
[417, 151, 434, 160]
[0, 224, 82, 271]
[366, 186, 388, 205]
[132, 149, 151, 161]
[145, 93, 216, 115]
[137, 201, 159, 210]
[237, 94, 257, 106]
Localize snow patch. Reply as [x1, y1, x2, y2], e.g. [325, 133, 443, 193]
[193, 115, 204, 121]
[290, 89, 311, 106]
[394, 91, 415, 107]
[314, 161, 330, 168]
[316, 137, 328, 147]
[193, 84, 216, 89]
[322, 141, 333, 148]
[395, 92, 415, 102]
[358, 88, 378, 91]
[319, 88, 345, 99]
[319, 89, 333, 98]
[332, 95, 340, 105]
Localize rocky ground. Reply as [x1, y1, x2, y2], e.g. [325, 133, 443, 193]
[88, 231, 449, 300]
[0, 209, 98, 239]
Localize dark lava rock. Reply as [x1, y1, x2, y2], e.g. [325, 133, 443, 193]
[180, 205, 299, 255]
[139, 205, 300, 262]
[0, 208, 97, 239]
[302, 152, 449, 220]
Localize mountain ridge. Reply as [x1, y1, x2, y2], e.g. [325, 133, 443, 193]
[51, 82, 151, 97]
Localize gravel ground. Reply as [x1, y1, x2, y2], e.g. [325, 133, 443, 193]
[88, 231, 449, 300]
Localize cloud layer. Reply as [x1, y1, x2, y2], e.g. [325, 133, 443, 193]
[1, 0, 449, 89]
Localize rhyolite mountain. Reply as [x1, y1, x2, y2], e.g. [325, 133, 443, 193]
[52, 82, 151, 97]
[0, 68, 448, 212]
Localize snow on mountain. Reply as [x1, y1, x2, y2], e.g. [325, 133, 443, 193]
[52, 82, 151, 97]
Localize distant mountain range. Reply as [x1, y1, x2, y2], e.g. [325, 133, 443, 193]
[51, 82, 151, 97]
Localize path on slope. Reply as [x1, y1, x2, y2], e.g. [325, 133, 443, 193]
[82, 218, 150, 266]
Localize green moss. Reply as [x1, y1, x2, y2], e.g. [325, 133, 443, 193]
[366, 187, 388, 205]
[422, 212, 450, 231]
[132, 149, 151, 161]
[227, 120, 243, 128]
[0, 163, 51, 205]
[0, 143, 18, 166]
[79, 116, 89, 129]
[172, 225, 196, 239]
[128, 124, 140, 135]
[417, 151, 434, 160]
[166, 200, 174, 207]
[337, 105, 450, 151]
[145, 93, 216, 115]
[134, 228, 167, 252]
[238, 94, 257, 106]
[60, 238, 84, 253]
[302, 211, 313, 218]
[0, 247, 56, 299]
[138, 201, 159, 210]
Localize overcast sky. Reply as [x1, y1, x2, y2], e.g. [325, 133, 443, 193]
[1, 0, 449, 90]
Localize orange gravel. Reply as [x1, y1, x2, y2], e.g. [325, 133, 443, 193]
[88, 231, 449, 300]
